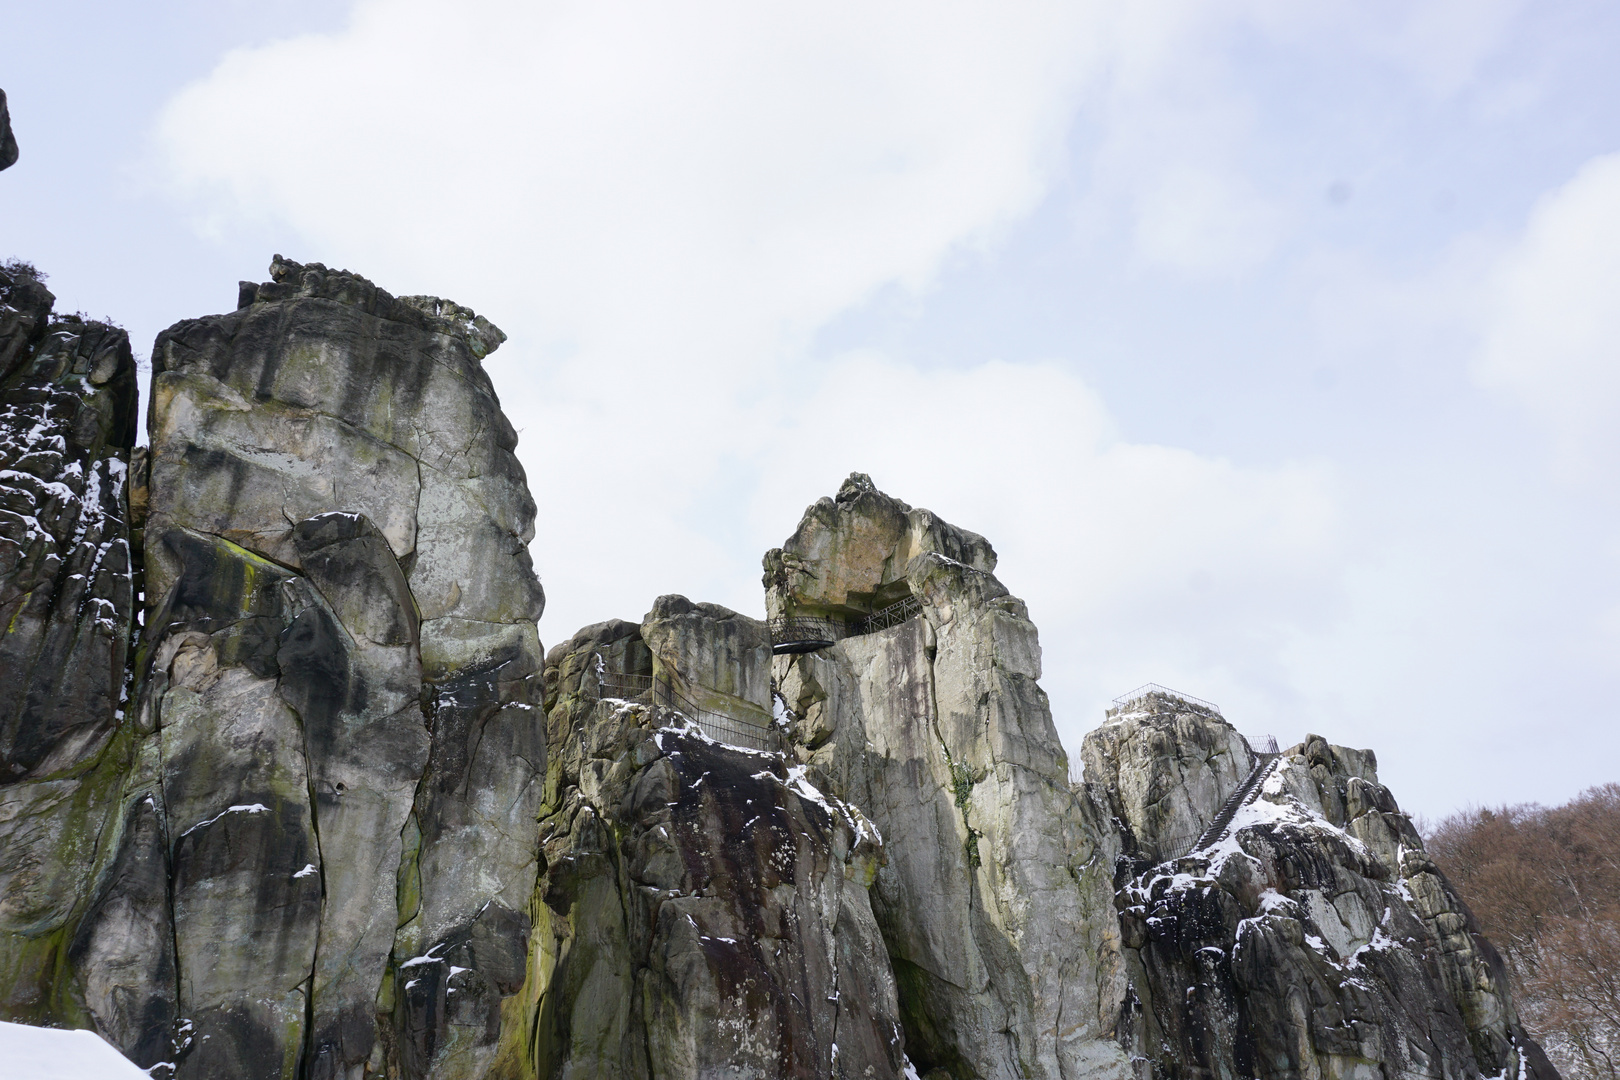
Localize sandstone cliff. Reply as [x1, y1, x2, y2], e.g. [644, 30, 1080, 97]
[1090, 695, 1557, 1080]
[0, 263, 141, 1044]
[523, 609, 902, 1077]
[0, 263, 1555, 1080]
[1, 258, 546, 1080]
[770, 474, 1130, 1080]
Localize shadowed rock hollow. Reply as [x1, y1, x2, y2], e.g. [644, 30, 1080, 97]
[0, 261, 1558, 1080]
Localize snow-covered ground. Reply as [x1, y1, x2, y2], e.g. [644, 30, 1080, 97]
[0, 1019, 151, 1079]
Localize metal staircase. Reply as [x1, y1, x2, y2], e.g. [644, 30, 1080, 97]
[1151, 736, 1280, 863]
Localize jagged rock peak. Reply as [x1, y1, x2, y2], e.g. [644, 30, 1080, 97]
[235, 255, 508, 359]
[0, 256, 549, 1078]
[772, 476, 1129, 1080]
[1099, 705, 1559, 1080]
[1083, 690, 1255, 859]
[531, 618, 903, 1077]
[0, 269, 137, 784]
[765, 471, 996, 620]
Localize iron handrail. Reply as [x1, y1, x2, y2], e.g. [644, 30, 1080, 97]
[1139, 738, 1282, 863]
[595, 656, 781, 754]
[860, 594, 923, 633]
[1110, 683, 1221, 716]
[767, 616, 843, 655]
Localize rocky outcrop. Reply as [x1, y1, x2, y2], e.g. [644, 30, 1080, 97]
[0, 263, 139, 1035]
[0, 257, 1557, 1080]
[1, 90, 17, 171]
[1082, 692, 1252, 860]
[130, 257, 546, 1080]
[763, 474, 995, 624]
[526, 617, 904, 1078]
[640, 594, 773, 725]
[771, 475, 1131, 1080]
[0, 258, 546, 1079]
[1094, 698, 1557, 1080]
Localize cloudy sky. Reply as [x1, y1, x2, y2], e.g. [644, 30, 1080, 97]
[7, 0, 1620, 817]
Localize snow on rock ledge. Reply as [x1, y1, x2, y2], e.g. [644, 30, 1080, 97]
[1101, 711, 1559, 1080]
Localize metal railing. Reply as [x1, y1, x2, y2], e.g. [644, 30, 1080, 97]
[595, 658, 781, 754]
[767, 593, 927, 654]
[768, 616, 844, 655]
[1110, 683, 1221, 716]
[859, 594, 923, 634]
[1139, 735, 1281, 863]
[597, 670, 653, 700]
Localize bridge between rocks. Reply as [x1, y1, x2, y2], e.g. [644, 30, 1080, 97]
[768, 593, 926, 655]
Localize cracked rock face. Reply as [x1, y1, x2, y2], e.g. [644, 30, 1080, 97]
[0, 261, 1559, 1080]
[0, 263, 140, 1033]
[133, 258, 547, 1080]
[1096, 703, 1558, 1080]
[771, 474, 1132, 1080]
[0, 258, 546, 1079]
[526, 620, 904, 1078]
[1082, 693, 1254, 860]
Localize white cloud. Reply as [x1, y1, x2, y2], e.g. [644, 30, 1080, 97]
[151, 0, 1345, 718]
[146, 0, 1613, 816]
[1478, 152, 1620, 481]
[156, 0, 1105, 369]
[1129, 164, 1286, 275]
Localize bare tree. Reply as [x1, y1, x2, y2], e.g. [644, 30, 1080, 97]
[1428, 784, 1620, 1080]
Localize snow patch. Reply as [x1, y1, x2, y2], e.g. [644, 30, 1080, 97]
[0, 1019, 151, 1079]
[400, 944, 448, 969]
[179, 803, 272, 838]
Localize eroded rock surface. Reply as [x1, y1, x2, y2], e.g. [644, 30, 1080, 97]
[134, 258, 546, 1080]
[1095, 703, 1558, 1080]
[0, 258, 546, 1079]
[771, 474, 1131, 1080]
[1082, 692, 1253, 860]
[525, 620, 903, 1078]
[0, 257, 1558, 1080]
[0, 263, 139, 1031]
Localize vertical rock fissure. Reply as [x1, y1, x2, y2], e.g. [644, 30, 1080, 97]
[286, 692, 326, 1080]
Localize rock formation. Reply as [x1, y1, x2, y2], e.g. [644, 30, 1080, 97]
[0, 263, 140, 1043]
[770, 474, 1130, 1080]
[524, 610, 902, 1078]
[1090, 695, 1556, 1080]
[1, 258, 545, 1080]
[0, 259, 1555, 1080]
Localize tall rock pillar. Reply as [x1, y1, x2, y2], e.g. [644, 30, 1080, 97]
[133, 257, 546, 1080]
[769, 474, 1130, 1080]
[0, 264, 141, 1038]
